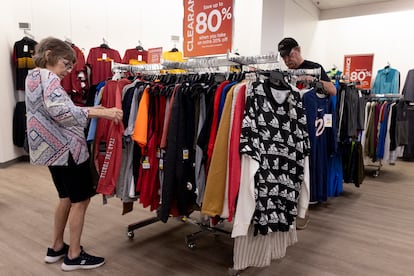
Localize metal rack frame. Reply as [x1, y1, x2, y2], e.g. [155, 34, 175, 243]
[365, 93, 402, 177]
[119, 55, 311, 273]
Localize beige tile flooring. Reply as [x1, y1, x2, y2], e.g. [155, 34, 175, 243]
[0, 160, 413, 275]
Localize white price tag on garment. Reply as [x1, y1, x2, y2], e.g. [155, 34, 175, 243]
[23, 45, 28, 52]
[138, 55, 142, 61]
[324, 114, 333, 128]
[102, 53, 107, 60]
[183, 149, 189, 160]
[142, 157, 150, 169]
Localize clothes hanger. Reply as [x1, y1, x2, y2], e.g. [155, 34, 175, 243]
[269, 70, 290, 90]
[170, 43, 179, 52]
[136, 40, 144, 51]
[23, 30, 35, 40]
[64, 36, 73, 46]
[100, 38, 109, 49]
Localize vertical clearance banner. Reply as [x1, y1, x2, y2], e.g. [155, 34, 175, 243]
[183, 0, 233, 57]
[343, 54, 374, 90]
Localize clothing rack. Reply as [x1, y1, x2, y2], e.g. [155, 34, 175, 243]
[365, 93, 402, 177]
[369, 93, 403, 99]
[287, 68, 321, 77]
[111, 61, 164, 74]
[227, 53, 279, 65]
[108, 55, 319, 274]
[123, 56, 238, 243]
[120, 54, 322, 250]
[163, 56, 239, 70]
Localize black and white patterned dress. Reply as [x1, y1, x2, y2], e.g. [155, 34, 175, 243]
[240, 79, 310, 235]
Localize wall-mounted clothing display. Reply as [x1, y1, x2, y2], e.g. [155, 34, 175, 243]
[372, 66, 400, 94]
[86, 45, 121, 86]
[122, 47, 148, 64]
[13, 37, 37, 91]
[61, 43, 89, 106]
[12, 36, 37, 148]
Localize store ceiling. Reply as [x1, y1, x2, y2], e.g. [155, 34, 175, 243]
[311, 0, 393, 10]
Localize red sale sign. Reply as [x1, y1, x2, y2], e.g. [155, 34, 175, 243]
[343, 54, 374, 90]
[183, 0, 233, 57]
[147, 47, 163, 64]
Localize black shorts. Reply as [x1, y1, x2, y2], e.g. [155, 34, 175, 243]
[48, 155, 97, 203]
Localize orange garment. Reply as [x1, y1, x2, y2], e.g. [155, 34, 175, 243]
[132, 85, 150, 152]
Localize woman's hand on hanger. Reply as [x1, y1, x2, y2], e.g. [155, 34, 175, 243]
[86, 106, 124, 124]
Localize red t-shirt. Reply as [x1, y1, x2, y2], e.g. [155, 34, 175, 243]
[122, 48, 148, 64]
[227, 84, 246, 222]
[61, 44, 88, 105]
[87, 46, 121, 85]
[95, 78, 130, 195]
[206, 80, 230, 172]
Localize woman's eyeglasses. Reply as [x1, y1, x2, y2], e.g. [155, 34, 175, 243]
[60, 58, 73, 71]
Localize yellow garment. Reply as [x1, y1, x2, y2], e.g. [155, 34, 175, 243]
[129, 60, 147, 65]
[161, 50, 186, 74]
[17, 57, 35, 68]
[162, 50, 185, 62]
[201, 84, 237, 217]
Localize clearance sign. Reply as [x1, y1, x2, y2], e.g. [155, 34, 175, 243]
[343, 54, 374, 90]
[183, 0, 233, 57]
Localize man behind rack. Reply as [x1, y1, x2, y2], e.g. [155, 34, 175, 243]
[278, 37, 336, 96]
[277, 37, 337, 230]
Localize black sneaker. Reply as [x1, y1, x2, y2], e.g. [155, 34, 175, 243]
[44, 243, 69, 263]
[61, 250, 105, 271]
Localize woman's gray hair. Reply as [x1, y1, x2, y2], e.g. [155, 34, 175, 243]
[33, 37, 76, 68]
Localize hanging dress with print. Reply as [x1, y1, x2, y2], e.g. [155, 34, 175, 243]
[239, 80, 310, 235]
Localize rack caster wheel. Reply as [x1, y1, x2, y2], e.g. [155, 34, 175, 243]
[187, 242, 196, 249]
[127, 231, 134, 239]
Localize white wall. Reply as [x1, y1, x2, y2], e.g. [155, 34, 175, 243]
[232, 0, 263, 55]
[311, 9, 414, 89]
[277, 0, 319, 68]
[0, 4, 27, 164]
[260, 0, 285, 55]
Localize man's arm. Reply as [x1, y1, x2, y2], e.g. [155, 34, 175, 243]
[321, 80, 337, 96]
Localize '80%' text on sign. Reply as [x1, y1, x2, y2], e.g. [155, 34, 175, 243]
[184, 0, 233, 57]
